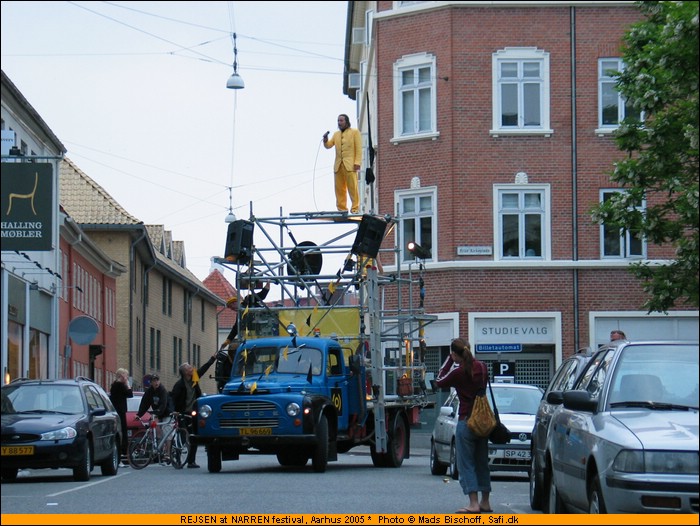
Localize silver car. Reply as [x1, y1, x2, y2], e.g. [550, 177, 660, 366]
[544, 341, 699, 513]
[430, 382, 544, 479]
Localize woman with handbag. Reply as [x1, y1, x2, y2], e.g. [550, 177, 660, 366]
[436, 338, 493, 514]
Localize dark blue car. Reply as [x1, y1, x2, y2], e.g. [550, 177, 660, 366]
[1, 377, 122, 482]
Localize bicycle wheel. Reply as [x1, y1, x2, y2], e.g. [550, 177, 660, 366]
[170, 428, 190, 469]
[127, 430, 153, 469]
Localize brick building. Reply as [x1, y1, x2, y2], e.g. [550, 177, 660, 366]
[344, 1, 698, 388]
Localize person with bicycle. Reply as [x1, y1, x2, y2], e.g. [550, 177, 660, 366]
[136, 374, 172, 444]
[170, 355, 216, 468]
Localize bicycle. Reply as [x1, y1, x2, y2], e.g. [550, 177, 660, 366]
[127, 412, 191, 469]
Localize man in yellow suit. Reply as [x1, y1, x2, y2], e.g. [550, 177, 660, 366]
[323, 114, 362, 214]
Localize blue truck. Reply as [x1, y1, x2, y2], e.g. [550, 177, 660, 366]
[192, 212, 434, 472]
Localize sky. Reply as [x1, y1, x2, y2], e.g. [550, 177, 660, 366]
[1, 1, 357, 282]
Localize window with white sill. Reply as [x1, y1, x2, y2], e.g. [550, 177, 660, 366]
[598, 59, 643, 131]
[600, 190, 646, 258]
[495, 185, 550, 260]
[393, 53, 437, 140]
[492, 48, 551, 135]
[396, 187, 436, 263]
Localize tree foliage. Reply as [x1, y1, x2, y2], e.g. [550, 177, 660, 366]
[591, 1, 699, 312]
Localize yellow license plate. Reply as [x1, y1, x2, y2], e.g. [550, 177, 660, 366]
[2, 446, 35, 456]
[239, 428, 272, 436]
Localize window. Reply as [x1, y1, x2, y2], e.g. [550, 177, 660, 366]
[600, 190, 646, 258]
[598, 59, 642, 130]
[492, 48, 551, 135]
[162, 276, 172, 316]
[393, 53, 437, 140]
[495, 185, 550, 259]
[396, 186, 436, 263]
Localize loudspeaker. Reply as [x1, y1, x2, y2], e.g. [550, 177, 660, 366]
[351, 214, 387, 258]
[224, 220, 254, 265]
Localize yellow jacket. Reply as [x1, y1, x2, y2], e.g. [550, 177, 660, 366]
[324, 128, 362, 172]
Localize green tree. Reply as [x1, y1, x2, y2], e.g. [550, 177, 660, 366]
[592, 1, 699, 312]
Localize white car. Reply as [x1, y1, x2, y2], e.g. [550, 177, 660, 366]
[430, 382, 544, 479]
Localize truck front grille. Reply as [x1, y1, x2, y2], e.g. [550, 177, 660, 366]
[219, 400, 279, 429]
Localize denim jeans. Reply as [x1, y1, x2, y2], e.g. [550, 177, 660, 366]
[456, 419, 492, 494]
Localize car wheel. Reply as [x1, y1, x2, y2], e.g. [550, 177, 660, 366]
[73, 441, 92, 482]
[100, 439, 119, 476]
[545, 466, 565, 514]
[430, 440, 447, 476]
[207, 446, 222, 473]
[1, 468, 19, 482]
[529, 454, 543, 510]
[449, 440, 459, 480]
[311, 414, 329, 473]
[588, 473, 607, 514]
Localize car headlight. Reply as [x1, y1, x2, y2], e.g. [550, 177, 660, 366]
[286, 402, 301, 417]
[41, 427, 77, 440]
[198, 404, 212, 419]
[614, 450, 700, 474]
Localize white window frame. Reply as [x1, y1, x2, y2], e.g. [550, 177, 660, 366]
[599, 189, 646, 259]
[395, 185, 437, 265]
[491, 47, 552, 137]
[392, 53, 438, 143]
[596, 58, 644, 134]
[493, 184, 551, 260]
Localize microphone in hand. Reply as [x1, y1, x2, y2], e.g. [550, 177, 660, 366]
[323, 131, 330, 141]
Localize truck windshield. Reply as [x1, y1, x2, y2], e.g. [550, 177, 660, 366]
[277, 347, 324, 375]
[233, 346, 278, 377]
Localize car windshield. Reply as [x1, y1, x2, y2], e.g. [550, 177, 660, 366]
[1, 384, 83, 414]
[607, 343, 699, 409]
[489, 386, 542, 414]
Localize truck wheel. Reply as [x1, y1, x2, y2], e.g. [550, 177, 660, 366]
[385, 413, 407, 468]
[207, 446, 222, 473]
[311, 415, 329, 473]
[277, 450, 308, 467]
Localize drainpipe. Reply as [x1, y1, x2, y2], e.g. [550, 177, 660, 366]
[129, 229, 147, 380]
[570, 7, 580, 349]
[141, 261, 155, 382]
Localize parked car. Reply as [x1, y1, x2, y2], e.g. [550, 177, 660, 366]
[1, 376, 122, 482]
[544, 341, 699, 514]
[125, 391, 144, 441]
[430, 382, 544, 479]
[529, 348, 593, 510]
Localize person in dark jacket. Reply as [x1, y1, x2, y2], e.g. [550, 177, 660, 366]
[109, 367, 133, 465]
[136, 374, 170, 420]
[170, 355, 216, 468]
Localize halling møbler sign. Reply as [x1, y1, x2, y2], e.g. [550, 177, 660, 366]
[1, 162, 53, 251]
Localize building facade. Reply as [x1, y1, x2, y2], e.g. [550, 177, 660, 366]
[344, 1, 698, 388]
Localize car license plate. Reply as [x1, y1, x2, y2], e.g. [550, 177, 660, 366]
[504, 449, 530, 459]
[1, 446, 34, 456]
[239, 428, 272, 436]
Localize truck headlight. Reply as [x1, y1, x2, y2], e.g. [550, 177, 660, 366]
[199, 404, 212, 419]
[286, 402, 301, 417]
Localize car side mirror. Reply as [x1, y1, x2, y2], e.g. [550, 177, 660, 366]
[546, 390, 564, 405]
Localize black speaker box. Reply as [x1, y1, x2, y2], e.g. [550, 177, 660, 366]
[351, 214, 387, 258]
[224, 220, 254, 264]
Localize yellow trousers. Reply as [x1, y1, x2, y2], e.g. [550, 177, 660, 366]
[334, 164, 359, 213]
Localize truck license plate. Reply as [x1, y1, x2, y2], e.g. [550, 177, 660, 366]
[239, 428, 272, 436]
[2, 446, 34, 456]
